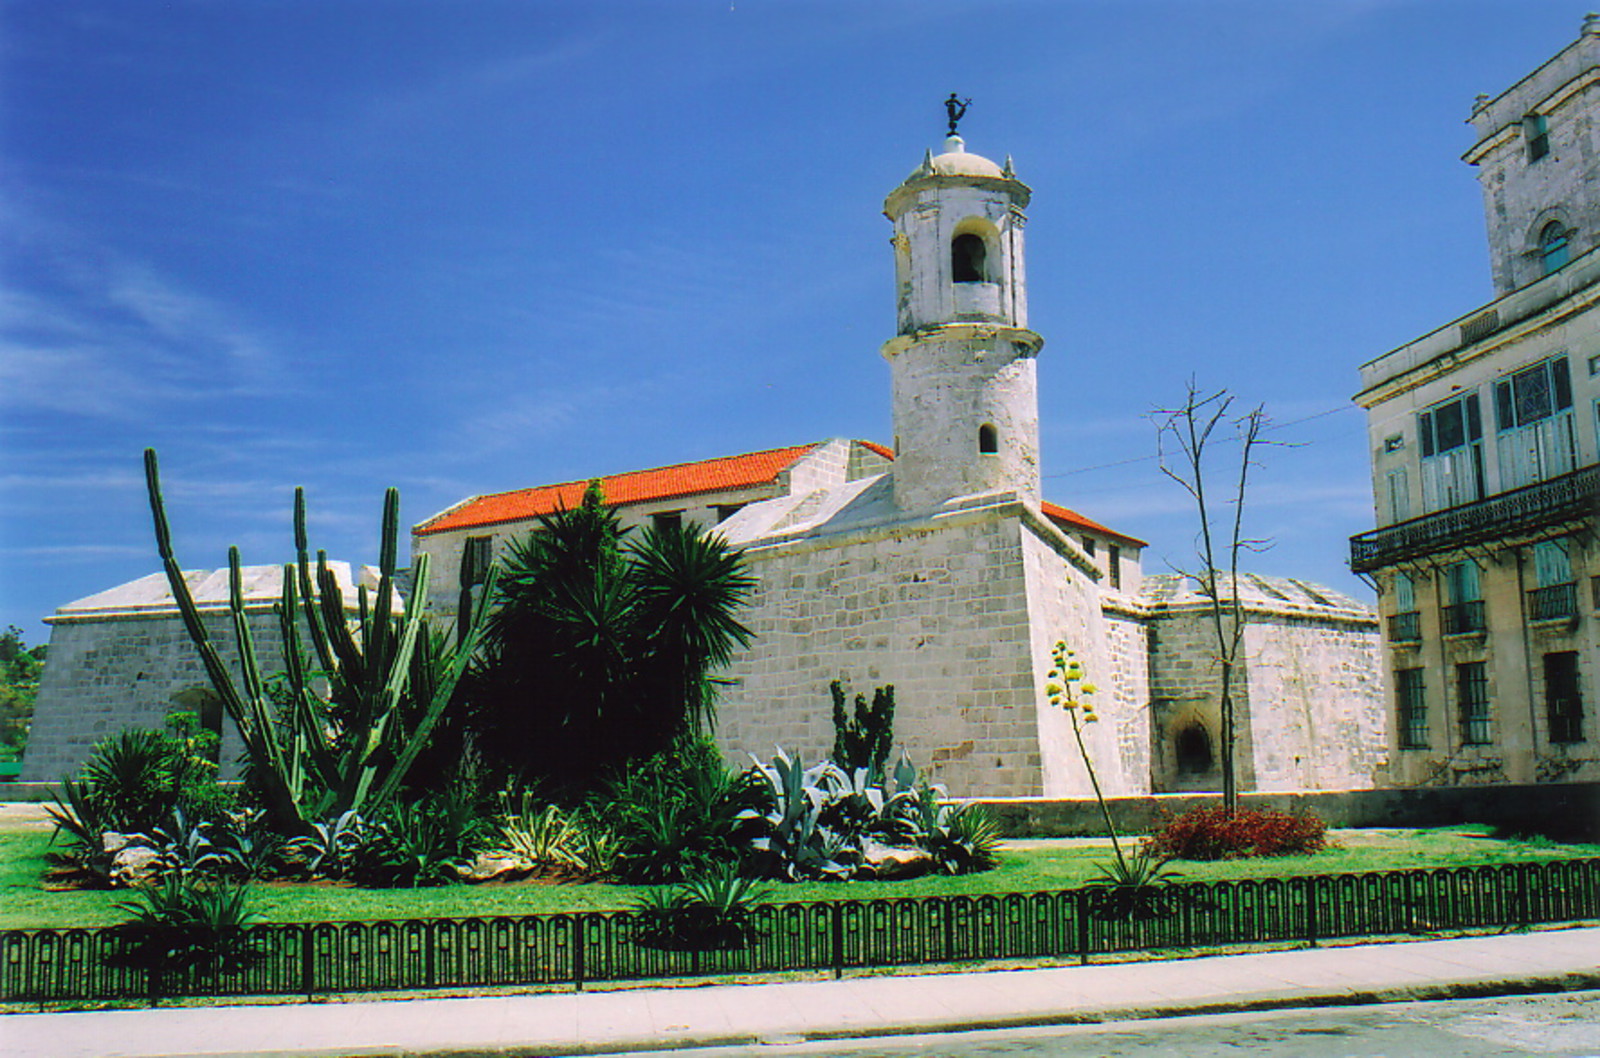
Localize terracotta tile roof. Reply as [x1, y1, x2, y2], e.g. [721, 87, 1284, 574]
[415, 443, 825, 536]
[416, 437, 1145, 549]
[1041, 500, 1147, 549]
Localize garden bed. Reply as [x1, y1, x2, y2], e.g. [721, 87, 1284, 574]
[5, 822, 1597, 929]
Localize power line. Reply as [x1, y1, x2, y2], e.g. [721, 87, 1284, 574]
[1044, 403, 1359, 480]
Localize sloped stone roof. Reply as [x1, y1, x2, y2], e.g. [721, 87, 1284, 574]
[1139, 572, 1373, 620]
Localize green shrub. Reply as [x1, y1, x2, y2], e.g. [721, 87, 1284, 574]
[46, 721, 233, 885]
[631, 863, 769, 951]
[591, 737, 749, 884]
[1146, 806, 1327, 861]
[108, 873, 266, 974]
[350, 787, 493, 888]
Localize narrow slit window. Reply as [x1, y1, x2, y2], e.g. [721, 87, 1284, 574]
[977, 423, 998, 454]
[1525, 113, 1550, 161]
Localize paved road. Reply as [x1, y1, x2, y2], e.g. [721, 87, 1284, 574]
[623, 992, 1600, 1058]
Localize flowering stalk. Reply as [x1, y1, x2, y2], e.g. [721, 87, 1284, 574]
[1045, 641, 1125, 870]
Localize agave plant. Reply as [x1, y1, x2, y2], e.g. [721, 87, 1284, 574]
[738, 750, 862, 881]
[282, 810, 370, 880]
[1083, 848, 1186, 922]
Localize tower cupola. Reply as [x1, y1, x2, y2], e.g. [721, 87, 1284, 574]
[881, 113, 1045, 513]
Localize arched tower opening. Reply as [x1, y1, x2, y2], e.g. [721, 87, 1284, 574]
[952, 232, 988, 283]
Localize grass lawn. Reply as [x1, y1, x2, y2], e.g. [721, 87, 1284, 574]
[5, 823, 1597, 930]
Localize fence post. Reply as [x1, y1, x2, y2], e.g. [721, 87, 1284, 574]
[831, 903, 844, 980]
[571, 914, 585, 992]
[1304, 876, 1319, 948]
[1075, 888, 1090, 966]
[1517, 865, 1532, 929]
[424, 921, 436, 990]
[300, 925, 315, 998]
[943, 899, 955, 964]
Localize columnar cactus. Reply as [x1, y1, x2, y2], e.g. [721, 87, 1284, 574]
[144, 448, 495, 834]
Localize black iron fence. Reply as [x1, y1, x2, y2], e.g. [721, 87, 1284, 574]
[4, 859, 1598, 1003]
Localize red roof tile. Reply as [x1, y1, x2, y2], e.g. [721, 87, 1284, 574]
[1041, 501, 1147, 548]
[415, 443, 824, 536]
[857, 440, 896, 461]
[416, 439, 1145, 549]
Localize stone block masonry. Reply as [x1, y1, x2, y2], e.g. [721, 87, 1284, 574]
[23, 609, 263, 781]
[717, 496, 1147, 798]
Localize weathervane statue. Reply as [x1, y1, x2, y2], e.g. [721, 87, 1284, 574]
[945, 93, 970, 136]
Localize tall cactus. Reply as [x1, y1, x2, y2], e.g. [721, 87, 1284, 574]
[144, 448, 496, 835]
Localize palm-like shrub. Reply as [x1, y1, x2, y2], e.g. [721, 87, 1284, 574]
[109, 874, 266, 975]
[591, 737, 750, 883]
[631, 864, 769, 951]
[462, 488, 754, 792]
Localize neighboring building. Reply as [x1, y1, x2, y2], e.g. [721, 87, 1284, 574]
[1351, 16, 1600, 787]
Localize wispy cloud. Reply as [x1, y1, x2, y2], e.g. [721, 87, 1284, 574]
[0, 225, 285, 421]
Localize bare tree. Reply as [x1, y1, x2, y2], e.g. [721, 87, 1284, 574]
[1153, 381, 1271, 815]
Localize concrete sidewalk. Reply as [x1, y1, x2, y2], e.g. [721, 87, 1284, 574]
[4, 927, 1598, 1058]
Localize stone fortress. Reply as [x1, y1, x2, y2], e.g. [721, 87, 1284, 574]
[24, 126, 1388, 799]
[408, 131, 1387, 798]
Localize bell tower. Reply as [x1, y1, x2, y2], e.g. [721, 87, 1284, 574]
[881, 119, 1045, 512]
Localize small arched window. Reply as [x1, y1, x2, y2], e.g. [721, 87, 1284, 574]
[1540, 221, 1570, 274]
[977, 423, 998, 454]
[1175, 723, 1214, 775]
[952, 233, 987, 283]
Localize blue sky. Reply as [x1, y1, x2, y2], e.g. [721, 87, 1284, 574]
[0, 0, 1584, 638]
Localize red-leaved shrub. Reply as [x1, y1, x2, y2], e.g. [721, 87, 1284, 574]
[1145, 806, 1326, 861]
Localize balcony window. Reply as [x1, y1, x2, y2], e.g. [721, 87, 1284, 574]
[1419, 392, 1484, 512]
[1388, 611, 1421, 643]
[1545, 651, 1584, 743]
[1528, 539, 1578, 621]
[1384, 468, 1410, 525]
[1496, 357, 1575, 491]
[1442, 561, 1485, 635]
[1396, 668, 1427, 749]
[1457, 661, 1491, 745]
[1388, 571, 1420, 642]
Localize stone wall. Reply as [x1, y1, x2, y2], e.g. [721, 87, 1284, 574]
[715, 500, 1136, 797]
[1144, 587, 1386, 794]
[1239, 614, 1387, 792]
[978, 781, 1600, 842]
[22, 609, 260, 781]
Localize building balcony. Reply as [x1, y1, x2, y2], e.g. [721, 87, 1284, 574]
[1528, 582, 1579, 623]
[1387, 611, 1422, 644]
[1350, 465, 1599, 573]
[1442, 600, 1486, 636]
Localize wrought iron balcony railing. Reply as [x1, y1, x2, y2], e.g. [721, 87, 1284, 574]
[1528, 582, 1579, 622]
[1387, 611, 1421, 643]
[1350, 465, 1599, 573]
[1442, 600, 1486, 635]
